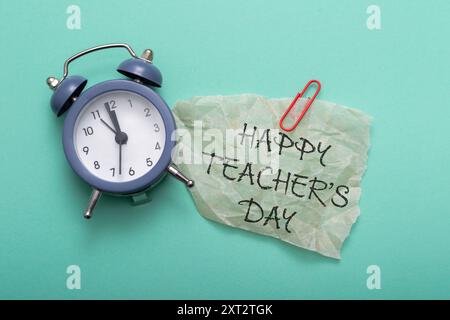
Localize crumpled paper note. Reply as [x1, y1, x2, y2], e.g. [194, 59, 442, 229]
[173, 95, 371, 259]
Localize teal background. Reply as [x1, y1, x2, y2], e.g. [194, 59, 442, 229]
[0, 0, 449, 299]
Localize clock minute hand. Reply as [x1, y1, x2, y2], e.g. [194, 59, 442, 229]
[104, 102, 122, 133]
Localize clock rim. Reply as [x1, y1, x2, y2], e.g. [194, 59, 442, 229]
[62, 79, 175, 195]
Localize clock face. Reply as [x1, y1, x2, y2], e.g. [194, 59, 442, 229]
[73, 90, 166, 183]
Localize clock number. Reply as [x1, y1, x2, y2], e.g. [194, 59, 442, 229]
[94, 161, 100, 170]
[110, 168, 115, 177]
[82, 146, 89, 155]
[146, 157, 153, 167]
[109, 100, 117, 109]
[91, 110, 101, 120]
[83, 126, 94, 136]
[154, 123, 160, 132]
[129, 167, 135, 176]
[128, 99, 133, 108]
[155, 142, 161, 150]
[144, 108, 151, 117]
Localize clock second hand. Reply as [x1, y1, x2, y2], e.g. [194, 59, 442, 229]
[104, 102, 128, 176]
[119, 143, 122, 175]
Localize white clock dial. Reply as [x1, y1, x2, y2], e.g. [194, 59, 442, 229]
[74, 90, 166, 183]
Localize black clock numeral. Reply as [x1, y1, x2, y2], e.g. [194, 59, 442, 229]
[82, 146, 89, 155]
[128, 99, 133, 108]
[94, 161, 100, 170]
[110, 167, 115, 177]
[154, 123, 160, 132]
[91, 110, 101, 120]
[144, 108, 151, 117]
[109, 100, 117, 109]
[83, 126, 94, 136]
[146, 157, 153, 167]
[155, 142, 161, 150]
[129, 167, 135, 176]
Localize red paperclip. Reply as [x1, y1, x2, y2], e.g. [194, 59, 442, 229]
[279, 80, 321, 132]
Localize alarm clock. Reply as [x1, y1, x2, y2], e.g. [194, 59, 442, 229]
[46, 43, 193, 219]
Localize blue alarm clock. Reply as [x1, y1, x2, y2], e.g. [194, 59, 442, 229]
[46, 44, 193, 219]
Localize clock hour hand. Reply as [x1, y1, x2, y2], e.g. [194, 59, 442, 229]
[100, 118, 116, 134]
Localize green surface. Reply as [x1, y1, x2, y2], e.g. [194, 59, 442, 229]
[0, 0, 449, 299]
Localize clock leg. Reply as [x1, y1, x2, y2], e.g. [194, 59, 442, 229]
[84, 188, 102, 219]
[167, 164, 194, 188]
